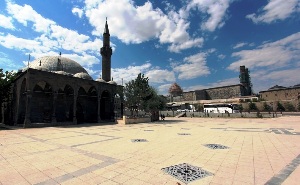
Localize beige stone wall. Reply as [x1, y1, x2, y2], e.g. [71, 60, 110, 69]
[206, 85, 241, 99]
[260, 88, 300, 101]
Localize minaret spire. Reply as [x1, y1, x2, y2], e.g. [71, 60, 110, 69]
[104, 17, 109, 34]
[100, 18, 112, 82]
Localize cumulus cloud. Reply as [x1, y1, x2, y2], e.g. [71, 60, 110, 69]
[228, 32, 300, 71]
[145, 69, 175, 83]
[246, 0, 299, 23]
[173, 52, 210, 80]
[84, 0, 203, 52]
[72, 7, 84, 18]
[111, 63, 152, 85]
[111, 62, 176, 86]
[2, 1, 103, 70]
[251, 68, 300, 92]
[186, 0, 232, 31]
[6, 1, 55, 33]
[0, 14, 15, 30]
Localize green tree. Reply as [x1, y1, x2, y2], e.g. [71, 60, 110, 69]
[0, 69, 16, 103]
[124, 73, 158, 114]
[285, 102, 295, 112]
[144, 87, 168, 111]
[263, 102, 272, 112]
[0, 69, 17, 121]
[248, 102, 257, 111]
[277, 102, 285, 112]
[237, 104, 243, 113]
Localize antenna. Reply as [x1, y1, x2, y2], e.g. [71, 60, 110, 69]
[27, 54, 31, 70]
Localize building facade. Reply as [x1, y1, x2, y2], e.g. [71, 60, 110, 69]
[170, 66, 252, 102]
[259, 85, 300, 101]
[2, 20, 123, 127]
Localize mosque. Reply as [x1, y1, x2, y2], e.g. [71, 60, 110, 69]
[2, 20, 123, 127]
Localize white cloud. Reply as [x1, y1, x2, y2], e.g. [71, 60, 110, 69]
[2, 1, 104, 70]
[187, 0, 232, 31]
[233, 42, 247, 49]
[72, 7, 83, 18]
[228, 32, 300, 71]
[84, 0, 203, 52]
[0, 52, 22, 71]
[157, 83, 173, 95]
[173, 52, 210, 80]
[246, 0, 299, 23]
[111, 63, 152, 85]
[218, 54, 226, 60]
[6, 1, 55, 33]
[145, 69, 175, 83]
[251, 68, 300, 92]
[0, 14, 15, 30]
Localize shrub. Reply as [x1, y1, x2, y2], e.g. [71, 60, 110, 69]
[277, 102, 285, 111]
[285, 102, 295, 111]
[263, 102, 272, 112]
[249, 102, 258, 111]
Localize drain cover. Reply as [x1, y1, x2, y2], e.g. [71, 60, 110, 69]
[144, 129, 154, 131]
[131, 139, 148, 142]
[178, 133, 191, 135]
[162, 163, 213, 184]
[181, 128, 190, 130]
[204, 144, 229, 149]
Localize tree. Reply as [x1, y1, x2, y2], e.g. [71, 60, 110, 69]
[277, 102, 285, 112]
[285, 102, 295, 112]
[263, 102, 272, 112]
[124, 73, 153, 114]
[0, 69, 17, 122]
[248, 102, 257, 111]
[144, 87, 168, 112]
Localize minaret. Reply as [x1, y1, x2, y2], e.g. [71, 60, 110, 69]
[100, 18, 112, 82]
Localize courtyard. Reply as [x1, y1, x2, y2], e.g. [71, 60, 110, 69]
[0, 117, 300, 185]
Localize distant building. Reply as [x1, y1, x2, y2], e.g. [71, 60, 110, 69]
[1, 20, 123, 127]
[259, 84, 300, 101]
[168, 66, 253, 103]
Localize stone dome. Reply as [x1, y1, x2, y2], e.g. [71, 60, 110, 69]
[95, 78, 106, 82]
[108, 80, 117, 85]
[54, 71, 70, 75]
[169, 83, 183, 96]
[25, 56, 92, 79]
[73, 72, 93, 80]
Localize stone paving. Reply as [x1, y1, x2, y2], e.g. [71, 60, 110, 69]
[1, 116, 300, 185]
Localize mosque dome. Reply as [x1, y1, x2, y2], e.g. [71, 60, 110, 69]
[25, 56, 92, 79]
[54, 71, 71, 76]
[95, 78, 106, 82]
[73, 72, 93, 80]
[169, 83, 183, 96]
[108, 80, 117, 85]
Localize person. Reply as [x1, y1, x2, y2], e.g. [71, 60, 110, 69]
[162, 114, 165, 120]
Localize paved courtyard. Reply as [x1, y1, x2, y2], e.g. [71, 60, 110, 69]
[1, 117, 300, 185]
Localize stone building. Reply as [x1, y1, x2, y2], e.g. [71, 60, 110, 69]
[169, 66, 253, 102]
[259, 84, 300, 101]
[2, 20, 123, 127]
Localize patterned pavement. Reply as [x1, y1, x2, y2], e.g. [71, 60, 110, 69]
[1, 116, 300, 185]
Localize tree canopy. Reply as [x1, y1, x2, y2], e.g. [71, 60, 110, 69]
[124, 73, 166, 113]
[0, 69, 17, 103]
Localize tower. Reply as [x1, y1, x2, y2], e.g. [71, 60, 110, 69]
[100, 18, 112, 82]
[239, 66, 252, 95]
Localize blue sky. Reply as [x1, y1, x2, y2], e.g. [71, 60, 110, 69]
[0, 0, 299, 95]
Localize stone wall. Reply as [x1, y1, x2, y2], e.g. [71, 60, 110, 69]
[206, 85, 241, 99]
[260, 87, 300, 101]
